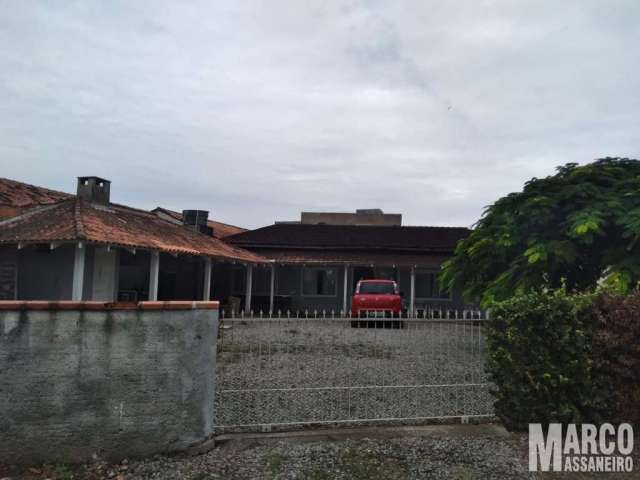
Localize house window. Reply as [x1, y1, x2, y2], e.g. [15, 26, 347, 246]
[415, 270, 450, 300]
[302, 267, 336, 296]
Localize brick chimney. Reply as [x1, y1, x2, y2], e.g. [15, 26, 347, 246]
[77, 177, 111, 205]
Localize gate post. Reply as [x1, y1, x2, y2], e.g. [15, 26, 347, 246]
[245, 264, 253, 312]
[343, 264, 349, 314]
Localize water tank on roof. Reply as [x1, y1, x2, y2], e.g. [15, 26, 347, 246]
[182, 209, 209, 227]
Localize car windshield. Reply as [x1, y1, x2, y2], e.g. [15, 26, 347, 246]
[358, 282, 396, 294]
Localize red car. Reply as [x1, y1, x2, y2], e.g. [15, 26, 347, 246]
[351, 279, 403, 320]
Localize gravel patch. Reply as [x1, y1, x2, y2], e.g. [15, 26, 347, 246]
[54, 430, 537, 480]
[215, 319, 493, 430]
[0, 428, 530, 480]
[6, 428, 639, 480]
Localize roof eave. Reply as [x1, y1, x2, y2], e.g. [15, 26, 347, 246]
[0, 238, 268, 264]
[227, 243, 456, 254]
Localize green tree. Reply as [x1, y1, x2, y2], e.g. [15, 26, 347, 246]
[441, 157, 640, 305]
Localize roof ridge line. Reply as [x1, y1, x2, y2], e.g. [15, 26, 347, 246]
[0, 200, 69, 227]
[74, 199, 87, 240]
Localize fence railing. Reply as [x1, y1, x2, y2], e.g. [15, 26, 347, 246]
[220, 307, 487, 320]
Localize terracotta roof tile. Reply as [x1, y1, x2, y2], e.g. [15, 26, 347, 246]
[0, 206, 21, 220]
[152, 207, 246, 238]
[0, 177, 71, 208]
[0, 177, 72, 220]
[0, 198, 266, 263]
[0, 201, 78, 242]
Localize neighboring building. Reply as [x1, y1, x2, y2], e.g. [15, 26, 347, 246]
[0, 176, 265, 302]
[225, 219, 473, 314]
[299, 208, 402, 227]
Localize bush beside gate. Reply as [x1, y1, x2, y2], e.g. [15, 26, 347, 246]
[591, 291, 640, 427]
[486, 288, 640, 431]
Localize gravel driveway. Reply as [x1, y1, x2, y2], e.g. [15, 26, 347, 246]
[215, 318, 493, 431]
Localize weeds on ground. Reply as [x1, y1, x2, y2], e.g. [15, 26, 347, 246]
[340, 447, 406, 480]
[267, 451, 286, 479]
[189, 473, 223, 480]
[41, 463, 75, 480]
[305, 469, 333, 480]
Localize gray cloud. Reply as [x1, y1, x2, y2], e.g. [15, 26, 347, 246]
[1, 0, 638, 228]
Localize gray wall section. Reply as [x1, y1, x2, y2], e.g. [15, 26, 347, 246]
[82, 245, 95, 301]
[300, 211, 402, 226]
[15, 245, 75, 300]
[0, 246, 18, 300]
[275, 265, 346, 312]
[0, 306, 218, 464]
[1, 245, 209, 302]
[272, 265, 469, 312]
[0, 244, 96, 301]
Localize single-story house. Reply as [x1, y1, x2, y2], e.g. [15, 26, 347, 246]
[0, 176, 266, 302]
[222, 210, 473, 315]
[0, 177, 473, 315]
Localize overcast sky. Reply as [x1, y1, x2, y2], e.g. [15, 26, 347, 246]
[1, 1, 638, 228]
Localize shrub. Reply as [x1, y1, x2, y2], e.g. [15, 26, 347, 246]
[486, 288, 610, 431]
[591, 290, 640, 427]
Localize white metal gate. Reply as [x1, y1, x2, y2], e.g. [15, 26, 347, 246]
[214, 311, 493, 432]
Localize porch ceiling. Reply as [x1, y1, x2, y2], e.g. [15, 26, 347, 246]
[256, 249, 448, 267]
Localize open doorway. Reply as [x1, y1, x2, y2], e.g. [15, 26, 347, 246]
[351, 266, 374, 292]
[351, 266, 398, 291]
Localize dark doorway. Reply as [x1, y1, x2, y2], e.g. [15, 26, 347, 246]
[157, 253, 202, 300]
[352, 266, 375, 291]
[158, 271, 177, 300]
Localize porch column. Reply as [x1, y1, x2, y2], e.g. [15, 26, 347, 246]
[410, 266, 416, 316]
[269, 263, 275, 313]
[343, 264, 349, 313]
[149, 251, 160, 301]
[202, 257, 212, 301]
[71, 242, 85, 301]
[245, 264, 253, 312]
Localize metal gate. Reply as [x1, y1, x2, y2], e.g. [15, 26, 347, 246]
[213, 311, 494, 432]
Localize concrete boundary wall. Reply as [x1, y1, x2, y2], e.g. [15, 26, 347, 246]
[0, 301, 219, 464]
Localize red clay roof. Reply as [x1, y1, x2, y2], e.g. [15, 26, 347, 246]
[0, 177, 72, 219]
[152, 207, 246, 238]
[0, 206, 22, 220]
[0, 198, 266, 263]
